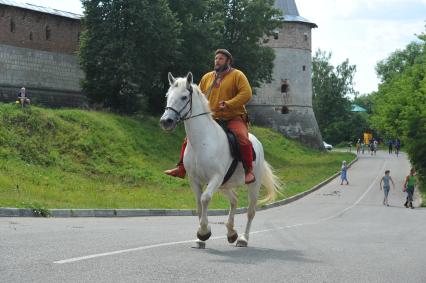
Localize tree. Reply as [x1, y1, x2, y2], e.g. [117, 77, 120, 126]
[212, 0, 282, 88]
[80, 0, 282, 113]
[168, 0, 282, 88]
[166, 0, 220, 83]
[376, 42, 424, 84]
[79, 0, 180, 113]
[312, 50, 358, 144]
[371, 31, 426, 187]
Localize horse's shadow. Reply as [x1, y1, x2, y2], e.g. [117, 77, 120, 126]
[202, 246, 318, 265]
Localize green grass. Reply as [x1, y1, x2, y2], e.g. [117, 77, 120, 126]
[0, 103, 355, 209]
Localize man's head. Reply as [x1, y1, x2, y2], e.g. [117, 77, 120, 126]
[214, 49, 232, 72]
[20, 87, 25, 93]
[385, 170, 390, 175]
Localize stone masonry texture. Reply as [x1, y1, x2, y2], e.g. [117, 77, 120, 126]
[0, 4, 85, 107]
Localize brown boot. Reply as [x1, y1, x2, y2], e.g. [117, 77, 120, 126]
[240, 143, 256, 184]
[164, 162, 186, 179]
[164, 139, 187, 179]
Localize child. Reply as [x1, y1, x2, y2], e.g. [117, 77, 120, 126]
[340, 160, 349, 185]
[379, 170, 395, 206]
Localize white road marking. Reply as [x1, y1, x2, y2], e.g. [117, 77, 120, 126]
[54, 159, 386, 264]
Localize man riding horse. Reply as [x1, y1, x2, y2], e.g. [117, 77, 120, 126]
[164, 49, 256, 184]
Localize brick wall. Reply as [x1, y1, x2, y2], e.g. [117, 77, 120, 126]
[0, 4, 81, 54]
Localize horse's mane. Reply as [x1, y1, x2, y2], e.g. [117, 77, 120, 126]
[172, 77, 210, 113]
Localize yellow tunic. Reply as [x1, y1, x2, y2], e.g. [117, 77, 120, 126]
[199, 69, 252, 121]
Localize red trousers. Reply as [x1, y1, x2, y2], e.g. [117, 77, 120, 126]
[177, 116, 253, 172]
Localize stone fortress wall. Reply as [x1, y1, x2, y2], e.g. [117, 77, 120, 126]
[0, 2, 85, 107]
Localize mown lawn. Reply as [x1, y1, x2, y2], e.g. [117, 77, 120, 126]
[0, 104, 355, 210]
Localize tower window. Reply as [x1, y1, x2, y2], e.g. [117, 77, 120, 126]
[273, 30, 279, 40]
[45, 26, 51, 40]
[304, 33, 308, 41]
[302, 65, 306, 71]
[10, 19, 15, 32]
[29, 32, 33, 40]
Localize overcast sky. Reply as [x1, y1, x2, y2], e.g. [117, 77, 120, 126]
[21, 0, 426, 95]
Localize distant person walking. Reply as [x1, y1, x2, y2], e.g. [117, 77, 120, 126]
[403, 168, 417, 209]
[356, 139, 361, 154]
[395, 138, 401, 157]
[340, 160, 349, 185]
[370, 142, 375, 156]
[361, 142, 365, 154]
[388, 139, 393, 154]
[380, 170, 395, 206]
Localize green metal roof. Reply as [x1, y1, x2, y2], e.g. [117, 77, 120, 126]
[351, 104, 367, 112]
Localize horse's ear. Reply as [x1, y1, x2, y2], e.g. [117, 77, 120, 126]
[186, 72, 193, 88]
[168, 72, 176, 85]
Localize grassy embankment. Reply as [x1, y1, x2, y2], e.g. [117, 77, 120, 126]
[0, 104, 356, 209]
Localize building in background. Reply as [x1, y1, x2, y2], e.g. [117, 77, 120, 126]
[247, 0, 323, 149]
[0, 0, 85, 107]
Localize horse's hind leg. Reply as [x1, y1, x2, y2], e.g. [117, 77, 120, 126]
[222, 189, 238, 243]
[237, 181, 260, 247]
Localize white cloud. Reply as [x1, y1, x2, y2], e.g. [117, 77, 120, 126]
[297, 0, 425, 93]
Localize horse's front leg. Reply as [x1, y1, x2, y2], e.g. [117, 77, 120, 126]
[197, 177, 221, 241]
[222, 189, 238, 243]
[189, 179, 203, 219]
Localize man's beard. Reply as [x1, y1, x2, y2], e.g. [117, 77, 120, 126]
[215, 64, 230, 73]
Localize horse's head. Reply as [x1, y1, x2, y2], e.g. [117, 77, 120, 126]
[160, 72, 194, 132]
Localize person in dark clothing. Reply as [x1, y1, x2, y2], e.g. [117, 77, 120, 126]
[388, 139, 393, 154]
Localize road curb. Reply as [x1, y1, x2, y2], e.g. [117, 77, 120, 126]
[0, 157, 358, 218]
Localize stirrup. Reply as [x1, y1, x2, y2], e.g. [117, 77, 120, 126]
[244, 172, 256, 184]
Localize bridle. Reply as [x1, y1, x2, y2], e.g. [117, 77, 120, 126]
[165, 85, 210, 122]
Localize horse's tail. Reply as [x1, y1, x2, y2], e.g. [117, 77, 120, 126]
[259, 160, 282, 204]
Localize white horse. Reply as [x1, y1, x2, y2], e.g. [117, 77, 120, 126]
[160, 72, 281, 247]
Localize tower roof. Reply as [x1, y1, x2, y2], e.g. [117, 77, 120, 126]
[274, 0, 317, 28]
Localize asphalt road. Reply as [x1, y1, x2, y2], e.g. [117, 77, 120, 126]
[1, 150, 425, 283]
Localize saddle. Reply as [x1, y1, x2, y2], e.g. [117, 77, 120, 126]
[215, 120, 256, 185]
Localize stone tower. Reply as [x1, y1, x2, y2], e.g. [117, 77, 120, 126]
[247, 0, 323, 149]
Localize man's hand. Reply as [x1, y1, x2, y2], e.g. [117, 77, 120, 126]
[219, 100, 228, 110]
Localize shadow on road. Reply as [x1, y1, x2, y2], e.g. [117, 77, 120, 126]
[203, 247, 319, 264]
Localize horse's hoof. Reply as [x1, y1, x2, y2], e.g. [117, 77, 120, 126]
[227, 233, 238, 243]
[236, 239, 248, 247]
[197, 231, 212, 241]
[193, 240, 206, 249]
